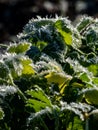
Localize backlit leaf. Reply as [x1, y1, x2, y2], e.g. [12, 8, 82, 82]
[26, 87, 52, 112]
[20, 57, 35, 75]
[88, 64, 98, 76]
[4, 54, 35, 79]
[84, 88, 98, 105]
[55, 20, 72, 45]
[7, 42, 31, 54]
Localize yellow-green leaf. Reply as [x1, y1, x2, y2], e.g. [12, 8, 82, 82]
[8, 42, 31, 54]
[88, 64, 98, 76]
[85, 88, 98, 105]
[55, 20, 72, 45]
[45, 72, 72, 94]
[58, 30, 72, 45]
[20, 58, 35, 75]
[26, 87, 52, 112]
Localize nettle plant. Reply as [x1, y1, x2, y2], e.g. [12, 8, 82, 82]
[0, 16, 98, 130]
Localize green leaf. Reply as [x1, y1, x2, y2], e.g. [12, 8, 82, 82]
[20, 57, 35, 75]
[27, 107, 53, 130]
[0, 61, 9, 79]
[61, 102, 91, 121]
[45, 71, 72, 94]
[79, 72, 90, 83]
[92, 77, 98, 85]
[59, 30, 72, 45]
[0, 78, 8, 85]
[26, 87, 52, 112]
[0, 107, 4, 120]
[36, 41, 47, 51]
[68, 117, 84, 130]
[88, 64, 98, 76]
[26, 99, 50, 112]
[77, 16, 93, 32]
[4, 54, 23, 79]
[7, 42, 31, 54]
[4, 54, 35, 79]
[55, 20, 72, 45]
[24, 17, 54, 32]
[86, 29, 97, 43]
[45, 72, 66, 85]
[84, 88, 98, 105]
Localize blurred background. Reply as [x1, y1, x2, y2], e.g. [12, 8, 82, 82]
[0, 0, 98, 43]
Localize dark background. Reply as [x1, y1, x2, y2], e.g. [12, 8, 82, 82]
[0, 0, 98, 43]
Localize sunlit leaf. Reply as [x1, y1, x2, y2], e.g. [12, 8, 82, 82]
[92, 77, 98, 85]
[26, 87, 52, 112]
[71, 82, 84, 88]
[4, 54, 35, 79]
[20, 57, 35, 75]
[45, 71, 72, 93]
[36, 41, 47, 51]
[7, 42, 31, 54]
[79, 72, 90, 83]
[45, 72, 66, 85]
[84, 88, 98, 105]
[88, 64, 98, 76]
[1, 16, 98, 130]
[55, 20, 72, 45]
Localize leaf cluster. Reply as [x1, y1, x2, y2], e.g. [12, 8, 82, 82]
[0, 16, 98, 130]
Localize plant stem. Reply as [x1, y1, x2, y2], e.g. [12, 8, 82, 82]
[85, 119, 89, 130]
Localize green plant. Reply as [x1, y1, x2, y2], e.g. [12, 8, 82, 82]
[0, 16, 98, 130]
